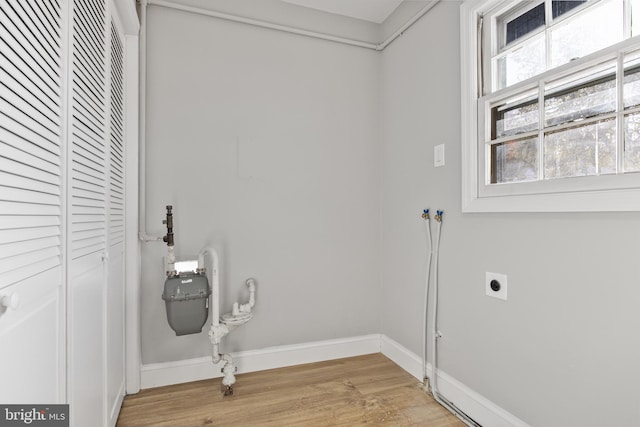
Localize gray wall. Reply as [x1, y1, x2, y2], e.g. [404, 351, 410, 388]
[142, 5, 381, 363]
[380, 2, 640, 426]
[142, 1, 640, 425]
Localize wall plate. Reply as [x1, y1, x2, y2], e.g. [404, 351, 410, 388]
[486, 272, 507, 300]
[434, 144, 445, 167]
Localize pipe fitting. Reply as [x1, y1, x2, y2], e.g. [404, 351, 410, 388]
[162, 205, 174, 246]
[221, 354, 236, 386]
[239, 278, 256, 313]
[138, 232, 164, 242]
[208, 323, 229, 345]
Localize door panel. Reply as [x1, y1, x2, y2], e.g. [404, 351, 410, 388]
[0, 269, 63, 403]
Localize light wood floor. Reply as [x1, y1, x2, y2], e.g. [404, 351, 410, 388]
[116, 353, 465, 427]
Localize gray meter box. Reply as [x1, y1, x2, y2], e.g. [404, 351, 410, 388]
[162, 271, 211, 336]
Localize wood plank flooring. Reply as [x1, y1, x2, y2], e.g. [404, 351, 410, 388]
[116, 353, 465, 427]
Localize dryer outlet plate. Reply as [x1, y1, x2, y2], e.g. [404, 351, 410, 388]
[486, 272, 507, 301]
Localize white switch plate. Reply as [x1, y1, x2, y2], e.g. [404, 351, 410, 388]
[434, 144, 445, 167]
[486, 272, 507, 300]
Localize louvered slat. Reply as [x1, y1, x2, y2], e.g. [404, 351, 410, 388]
[109, 21, 124, 247]
[18, 1, 61, 65]
[0, 226, 60, 245]
[1, 70, 60, 130]
[0, 0, 62, 289]
[0, 201, 60, 217]
[0, 215, 60, 230]
[0, 64, 59, 118]
[1, 1, 60, 80]
[32, 1, 61, 42]
[0, 8, 60, 99]
[0, 149, 60, 185]
[0, 257, 60, 287]
[0, 138, 60, 175]
[0, 95, 60, 143]
[0, 186, 59, 206]
[0, 37, 60, 106]
[0, 172, 60, 196]
[70, 0, 107, 259]
[0, 236, 59, 261]
[0, 245, 60, 273]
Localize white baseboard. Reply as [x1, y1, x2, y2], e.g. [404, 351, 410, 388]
[380, 335, 530, 427]
[380, 334, 425, 380]
[108, 384, 126, 427]
[141, 333, 529, 427]
[141, 334, 380, 389]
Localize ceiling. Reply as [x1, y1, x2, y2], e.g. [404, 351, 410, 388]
[280, 0, 405, 24]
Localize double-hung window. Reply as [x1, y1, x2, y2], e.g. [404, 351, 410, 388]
[461, 0, 640, 211]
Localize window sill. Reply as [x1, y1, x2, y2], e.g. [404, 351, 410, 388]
[462, 187, 640, 212]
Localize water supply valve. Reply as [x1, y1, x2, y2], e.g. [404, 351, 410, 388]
[162, 205, 174, 247]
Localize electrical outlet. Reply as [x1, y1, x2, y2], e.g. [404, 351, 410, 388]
[486, 272, 507, 300]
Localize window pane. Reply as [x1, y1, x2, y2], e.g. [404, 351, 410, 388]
[552, 1, 587, 19]
[496, 35, 545, 89]
[491, 137, 539, 183]
[492, 96, 539, 139]
[624, 53, 640, 109]
[624, 66, 640, 109]
[545, 67, 616, 127]
[624, 113, 640, 172]
[506, 3, 545, 45]
[550, 0, 623, 68]
[633, 0, 640, 36]
[544, 119, 616, 179]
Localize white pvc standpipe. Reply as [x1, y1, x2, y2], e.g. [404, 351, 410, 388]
[198, 247, 220, 331]
[166, 245, 176, 274]
[198, 247, 237, 389]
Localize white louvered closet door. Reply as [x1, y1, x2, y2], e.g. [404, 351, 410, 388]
[0, 0, 65, 404]
[106, 17, 125, 427]
[67, 0, 108, 425]
[0, 0, 132, 420]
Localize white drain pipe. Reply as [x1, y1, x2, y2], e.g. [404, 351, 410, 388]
[198, 247, 234, 390]
[198, 247, 221, 331]
[198, 247, 257, 393]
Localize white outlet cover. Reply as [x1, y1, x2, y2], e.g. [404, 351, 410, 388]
[486, 272, 507, 300]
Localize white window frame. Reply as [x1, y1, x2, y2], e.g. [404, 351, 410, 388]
[461, 0, 640, 212]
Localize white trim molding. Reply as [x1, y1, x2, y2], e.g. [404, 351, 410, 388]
[380, 335, 530, 427]
[380, 334, 425, 380]
[124, 30, 141, 395]
[145, 0, 438, 51]
[141, 334, 380, 389]
[114, 0, 140, 35]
